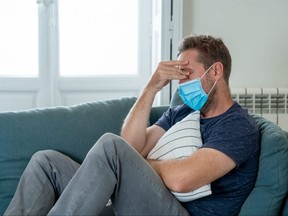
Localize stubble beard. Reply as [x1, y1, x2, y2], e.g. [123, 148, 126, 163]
[200, 80, 217, 116]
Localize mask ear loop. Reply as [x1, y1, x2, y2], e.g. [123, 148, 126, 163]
[200, 64, 217, 95]
[207, 80, 217, 95]
[200, 64, 214, 80]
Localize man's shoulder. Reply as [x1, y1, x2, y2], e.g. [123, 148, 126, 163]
[227, 102, 258, 129]
[202, 101, 259, 135]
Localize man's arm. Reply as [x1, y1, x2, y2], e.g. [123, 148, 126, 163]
[121, 89, 165, 157]
[147, 148, 236, 193]
[121, 60, 189, 157]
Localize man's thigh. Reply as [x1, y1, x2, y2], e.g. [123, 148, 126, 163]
[97, 133, 189, 216]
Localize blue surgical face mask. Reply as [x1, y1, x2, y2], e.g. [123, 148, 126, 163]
[178, 64, 217, 111]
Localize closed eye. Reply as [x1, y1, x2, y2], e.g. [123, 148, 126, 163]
[182, 68, 194, 74]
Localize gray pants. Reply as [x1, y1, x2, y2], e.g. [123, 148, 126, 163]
[4, 133, 189, 216]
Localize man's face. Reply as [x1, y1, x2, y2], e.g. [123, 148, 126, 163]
[178, 49, 217, 112]
[177, 49, 207, 84]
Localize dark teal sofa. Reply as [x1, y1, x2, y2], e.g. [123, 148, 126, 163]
[0, 96, 288, 215]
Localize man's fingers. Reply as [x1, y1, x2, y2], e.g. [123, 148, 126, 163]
[160, 60, 189, 66]
[157, 68, 188, 80]
[159, 61, 190, 78]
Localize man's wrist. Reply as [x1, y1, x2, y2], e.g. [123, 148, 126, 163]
[141, 85, 159, 97]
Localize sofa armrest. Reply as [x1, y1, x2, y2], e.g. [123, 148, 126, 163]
[239, 114, 288, 215]
[285, 130, 288, 140]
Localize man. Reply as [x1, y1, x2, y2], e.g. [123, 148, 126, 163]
[5, 35, 260, 216]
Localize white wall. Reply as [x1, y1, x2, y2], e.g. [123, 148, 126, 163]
[182, 0, 288, 88]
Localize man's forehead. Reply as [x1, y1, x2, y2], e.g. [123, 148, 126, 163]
[178, 49, 199, 59]
[178, 49, 201, 66]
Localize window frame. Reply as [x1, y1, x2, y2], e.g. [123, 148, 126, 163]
[52, 0, 152, 92]
[0, 0, 183, 111]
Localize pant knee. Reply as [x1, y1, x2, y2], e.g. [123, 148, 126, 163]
[100, 133, 121, 143]
[88, 133, 128, 158]
[95, 133, 118, 148]
[30, 150, 60, 167]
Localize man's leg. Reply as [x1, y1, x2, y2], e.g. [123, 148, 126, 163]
[4, 150, 80, 216]
[48, 133, 189, 216]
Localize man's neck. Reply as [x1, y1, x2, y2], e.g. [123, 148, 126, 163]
[201, 88, 234, 119]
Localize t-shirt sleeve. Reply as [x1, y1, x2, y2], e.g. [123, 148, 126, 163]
[201, 115, 259, 167]
[154, 107, 173, 131]
[155, 104, 192, 131]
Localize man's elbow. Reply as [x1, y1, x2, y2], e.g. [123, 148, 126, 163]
[168, 179, 191, 193]
[168, 177, 203, 193]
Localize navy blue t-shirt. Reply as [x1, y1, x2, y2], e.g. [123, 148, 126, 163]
[155, 102, 260, 216]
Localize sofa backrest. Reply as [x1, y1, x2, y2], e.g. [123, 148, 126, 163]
[0, 97, 137, 215]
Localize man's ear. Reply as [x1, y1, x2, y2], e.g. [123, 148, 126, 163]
[213, 62, 224, 81]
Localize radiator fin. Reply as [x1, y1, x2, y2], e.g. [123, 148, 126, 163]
[231, 88, 288, 131]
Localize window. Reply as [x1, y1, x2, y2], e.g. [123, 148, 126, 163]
[0, 0, 181, 111]
[0, 0, 38, 77]
[59, 0, 139, 77]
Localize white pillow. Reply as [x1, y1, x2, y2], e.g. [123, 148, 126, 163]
[148, 111, 211, 202]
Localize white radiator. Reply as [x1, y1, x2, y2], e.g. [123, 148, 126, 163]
[231, 88, 288, 131]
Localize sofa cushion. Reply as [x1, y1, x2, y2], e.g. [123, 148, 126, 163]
[148, 111, 202, 160]
[238, 115, 288, 215]
[0, 97, 136, 215]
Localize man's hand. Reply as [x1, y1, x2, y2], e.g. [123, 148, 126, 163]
[145, 60, 190, 94]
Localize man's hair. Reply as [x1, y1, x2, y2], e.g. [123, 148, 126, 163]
[178, 34, 232, 84]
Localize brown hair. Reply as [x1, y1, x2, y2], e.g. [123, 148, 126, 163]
[178, 34, 232, 84]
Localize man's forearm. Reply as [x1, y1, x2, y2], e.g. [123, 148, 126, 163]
[121, 88, 156, 154]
